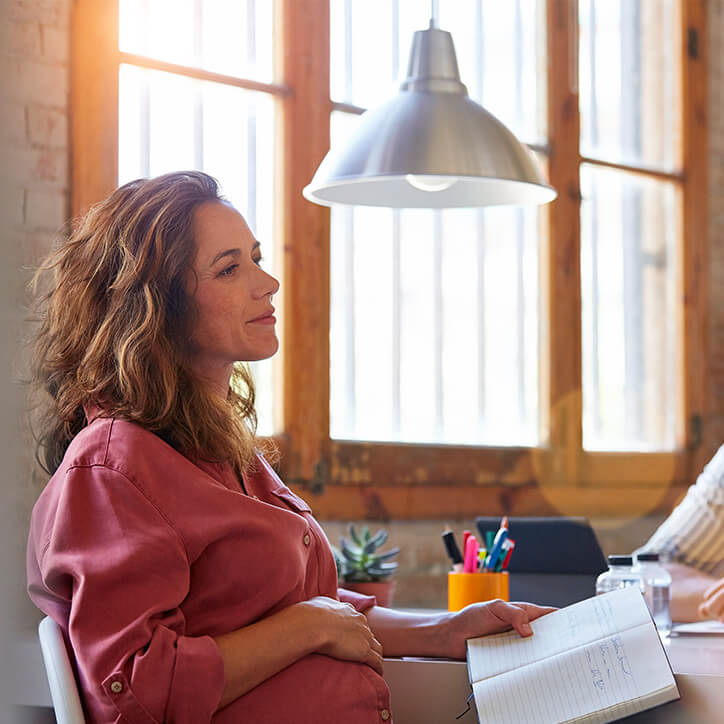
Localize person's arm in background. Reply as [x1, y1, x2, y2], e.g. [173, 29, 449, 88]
[639, 444, 724, 621]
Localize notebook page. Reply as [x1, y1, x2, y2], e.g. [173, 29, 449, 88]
[468, 588, 650, 682]
[472, 620, 677, 724]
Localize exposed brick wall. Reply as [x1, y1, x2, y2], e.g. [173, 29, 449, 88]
[1, 0, 72, 634]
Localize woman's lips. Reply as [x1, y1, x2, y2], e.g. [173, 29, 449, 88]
[248, 314, 276, 325]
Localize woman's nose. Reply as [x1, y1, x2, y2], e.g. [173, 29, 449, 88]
[253, 268, 280, 299]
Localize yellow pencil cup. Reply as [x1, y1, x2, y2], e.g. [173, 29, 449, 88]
[448, 571, 509, 611]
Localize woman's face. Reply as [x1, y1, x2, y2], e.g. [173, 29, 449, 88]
[187, 201, 279, 379]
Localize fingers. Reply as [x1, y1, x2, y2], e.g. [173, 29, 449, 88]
[699, 586, 724, 621]
[703, 578, 724, 600]
[489, 599, 533, 637]
[517, 602, 558, 621]
[366, 637, 385, 675]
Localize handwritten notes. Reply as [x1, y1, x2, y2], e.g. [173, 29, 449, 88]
[467, 588, 678, 724]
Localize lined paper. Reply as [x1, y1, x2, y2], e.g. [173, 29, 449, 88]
[467, 589, 678, 723]
[467, 587, 650, 682]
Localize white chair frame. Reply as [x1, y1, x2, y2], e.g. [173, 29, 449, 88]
[38, 616, 86, 724]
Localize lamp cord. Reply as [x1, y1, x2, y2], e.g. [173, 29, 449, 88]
[429, 0, 438, 28]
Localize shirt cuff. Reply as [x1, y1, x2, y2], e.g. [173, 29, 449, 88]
[168, 635, 225, 721]
[337, 587, 377, 613]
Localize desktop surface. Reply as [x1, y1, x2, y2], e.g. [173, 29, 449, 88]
[384, 625, 724, 724]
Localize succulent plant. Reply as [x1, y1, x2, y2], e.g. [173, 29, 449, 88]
[334, 524, 400, 583]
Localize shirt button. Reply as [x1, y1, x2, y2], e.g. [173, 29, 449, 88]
[110, 681, 123, 694]
[303, 534, 310, 546]
[380, 709, 390, 721]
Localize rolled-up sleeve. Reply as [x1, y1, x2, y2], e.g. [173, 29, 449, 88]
[642, 445, 724, 574]
[37, 465, 224, 723]
[338, 587, 377, 613]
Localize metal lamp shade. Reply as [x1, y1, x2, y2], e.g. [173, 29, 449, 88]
[303, 26, 557, 209]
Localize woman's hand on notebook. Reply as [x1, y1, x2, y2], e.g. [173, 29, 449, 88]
[443, 600, 556, 659]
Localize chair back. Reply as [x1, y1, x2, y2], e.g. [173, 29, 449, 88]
[38, 616, 86, 724]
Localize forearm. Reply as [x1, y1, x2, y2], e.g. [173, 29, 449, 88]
[363, 606, 453, 658]
[666, 562, 717, 622]
[213, 603, 321, 709]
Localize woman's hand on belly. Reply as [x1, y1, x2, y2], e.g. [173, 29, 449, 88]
[298, 596, 384, 675]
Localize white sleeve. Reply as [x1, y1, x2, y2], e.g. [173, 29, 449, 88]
[641, 445, 724, 574]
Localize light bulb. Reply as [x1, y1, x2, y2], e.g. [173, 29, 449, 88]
[405, 174, 458, 192]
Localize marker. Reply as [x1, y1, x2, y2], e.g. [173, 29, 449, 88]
[501, 538, 516, 570]
[484, 531, 494, 568]
[463, 535, 480, 573]
[442, 529, 464, 573]
[478, 548, 487, 572]
[462, 529, 472, 557]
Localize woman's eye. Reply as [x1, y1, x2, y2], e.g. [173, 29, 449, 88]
[218, 264, 239, 277]
[253, 255, 263, 267]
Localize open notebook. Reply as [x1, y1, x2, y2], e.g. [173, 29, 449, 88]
[466, 587, 678, 724]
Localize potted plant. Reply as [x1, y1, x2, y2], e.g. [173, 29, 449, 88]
[333, 525, 400, 607]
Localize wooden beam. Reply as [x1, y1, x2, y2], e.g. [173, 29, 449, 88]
[277, 0, 332, 485]
[545, 0, 583, 483]
[71, 0, 119, 217]
[297, 481, 691, 521]
[118, 52, 292, 97]
[680, 0, 709, 476]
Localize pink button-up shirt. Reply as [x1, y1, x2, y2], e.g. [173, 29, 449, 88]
[27, 415, 392, 723]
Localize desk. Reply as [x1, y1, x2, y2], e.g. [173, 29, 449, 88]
[383, 632, 724, 723]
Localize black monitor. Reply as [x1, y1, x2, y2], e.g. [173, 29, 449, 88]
[475, 516, 608, 608]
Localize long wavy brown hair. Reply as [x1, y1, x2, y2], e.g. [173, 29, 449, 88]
[30, 170, 266, 476]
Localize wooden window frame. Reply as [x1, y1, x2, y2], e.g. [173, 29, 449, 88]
[73, 0, 708, 520]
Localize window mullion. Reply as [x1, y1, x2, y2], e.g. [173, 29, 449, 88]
[72, 0, 120, 217]
[544, 0, 583, 485]
[277, 0, 332, 486]
[680, 0, 709, 478]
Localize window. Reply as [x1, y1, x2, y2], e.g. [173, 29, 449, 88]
[329, 1, 545, 447]
[73, 0, 708, 519]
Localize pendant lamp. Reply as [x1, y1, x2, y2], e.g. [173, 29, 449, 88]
[303, 21, 557, 209]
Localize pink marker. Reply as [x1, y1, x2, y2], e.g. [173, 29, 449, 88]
[463, 535, 479, 573]
[462, 529, 472, 555]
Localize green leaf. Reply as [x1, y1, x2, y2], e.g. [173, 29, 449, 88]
[340, 539, 363, 562]
[372, 548, 399, 563]
[348, 525, 362, 547]
[360, 525, 370, 543]
[368, 530, 388, 549]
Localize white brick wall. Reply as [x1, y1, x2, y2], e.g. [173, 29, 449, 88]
[0, 0, 73, 650]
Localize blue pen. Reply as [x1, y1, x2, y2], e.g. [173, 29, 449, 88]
[485, 527, 509, 571]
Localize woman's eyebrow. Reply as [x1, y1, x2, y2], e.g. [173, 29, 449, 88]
[209, 248, 241, 266]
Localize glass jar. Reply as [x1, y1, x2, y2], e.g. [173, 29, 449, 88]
[633, 552, 672, 634]
[595, 555, 643, 595]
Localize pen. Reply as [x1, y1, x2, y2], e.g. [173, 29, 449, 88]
[494, 539, 512, 572]
[442, 529, 464, 573]
[485, 520, 509, 571]
[463, 535, 479, 573]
